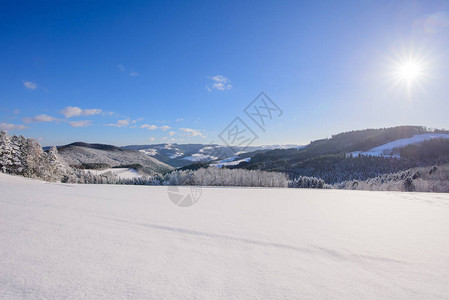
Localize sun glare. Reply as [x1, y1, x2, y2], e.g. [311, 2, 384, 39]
[396, 60, 423, 84]
[388, 51, 429, 93]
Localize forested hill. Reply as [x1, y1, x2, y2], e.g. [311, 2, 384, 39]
[233, 126, 449, 183]
[56, 142, 174, 175]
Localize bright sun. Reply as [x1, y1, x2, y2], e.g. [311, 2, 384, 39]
[396, 61, 423, 84]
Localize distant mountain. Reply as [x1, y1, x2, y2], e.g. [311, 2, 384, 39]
[52, 126, 449, 183]
[57, 142, 174, 175]
[123, 143, 299, 168]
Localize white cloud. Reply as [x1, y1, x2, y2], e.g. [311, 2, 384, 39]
[34, 114, 56, 122]
[207, 75, 232, 91]
[107, 119, 130, 127]
[82, 108, 102, 116]
[131, 118, 143, 124]
[169, 131, 176, 136]
[117, 119, 129, 126]
[148, 137, 155, 141]
[141, 124, 171, 131]
[175, 118, 184, 122]
[69, 120, 92, 128]
[179, 127, 205, 138]
[141, 124, 158, 130]
[23, 81, 37, 90]
[62, 106, 82, 118]
[61, 106, 102, 118]
[23, 114, 57, 123]
[0, 123, 27, 130]
[117, 65, 139, 77]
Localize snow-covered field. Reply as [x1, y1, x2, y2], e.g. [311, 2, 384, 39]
[1, 174, 449, 299]
[82, 168, 143, 179]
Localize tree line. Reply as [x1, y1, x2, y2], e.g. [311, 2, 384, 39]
[0, 131, 292, 188]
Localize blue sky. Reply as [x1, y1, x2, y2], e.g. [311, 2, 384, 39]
[1, 0, 449, 146]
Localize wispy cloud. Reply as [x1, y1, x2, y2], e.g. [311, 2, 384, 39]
[69, 120, 92, 128]
[169, 131, 176, 136]
[23, 81, 37, 90]
[131, 118, 143, 124]
[61, 106, 102, 118]
[141, 124, 158, 130]
[207, 75, 232, 91]
[175, 118, 184, 122]
[107, 119, 130, 127]
[23, 114, 57, 123]
[148, 137, 155, 141]
[141, 124, 171, 131]
[117, 64, 139, 77]
[0, 123, 27, 130]
[179, 127, 205, 138]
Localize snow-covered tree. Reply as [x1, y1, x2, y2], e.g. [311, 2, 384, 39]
[45, 146, 66, 182]
[0, 131, 13, 173]
[163, 167, 288, 188]
[21, 138, 46, 178]
[9, 135, 25, 174]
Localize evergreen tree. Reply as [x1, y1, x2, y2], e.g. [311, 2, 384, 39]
[0, 131, 13, 173]
[10, 135, 24, 174]
[46, 146, 66, 181]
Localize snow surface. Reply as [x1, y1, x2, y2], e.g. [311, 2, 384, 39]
[348, 133, 449, 158]
[183, 153, 218, 162]
[210, 157, 251, 167]
[1, 173, 449, 299]
[82, 168, 143, 179]
[139, 149, 157, 156]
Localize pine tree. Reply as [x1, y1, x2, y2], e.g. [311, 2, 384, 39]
[0, 131, 13, 173]
[10, 135, 24, 174]
[22, 138, 46, 178]
[46, 146, 66, 182]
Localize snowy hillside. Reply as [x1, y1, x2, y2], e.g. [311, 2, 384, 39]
[1, 173, 449, 299]
[348, 133, 449, 158]
[57, 142, 173, 175]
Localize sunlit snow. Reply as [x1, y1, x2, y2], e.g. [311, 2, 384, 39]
[1, 174, 449, 299]
[348, 133, 449, 158]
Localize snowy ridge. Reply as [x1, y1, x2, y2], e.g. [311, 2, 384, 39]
[348, 133, 449, 158]
[1, 173, 449, 299]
